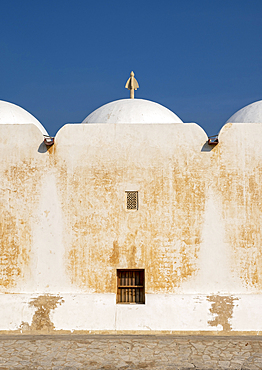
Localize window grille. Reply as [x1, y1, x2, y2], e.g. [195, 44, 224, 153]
[126, 191, 138, 210]
[117, 269, 145, 304]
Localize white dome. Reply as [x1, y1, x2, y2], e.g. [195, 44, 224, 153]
[226, 100, 262, 124]
[82, 99, 183, 124]
[0, 100, 48, 135]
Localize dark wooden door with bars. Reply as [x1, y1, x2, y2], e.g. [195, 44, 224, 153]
[117, 269, 145, 304]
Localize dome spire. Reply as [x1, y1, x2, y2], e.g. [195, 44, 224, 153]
[125, 71, 139, 99]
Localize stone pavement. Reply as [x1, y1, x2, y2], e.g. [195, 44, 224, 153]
[0, 335, 262, 369]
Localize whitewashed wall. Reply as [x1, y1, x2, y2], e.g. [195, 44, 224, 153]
[0, 121, 262, 334]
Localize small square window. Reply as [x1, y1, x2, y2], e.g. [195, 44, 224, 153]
[117, 269, 145, 304]
[126, 191, 138, 210]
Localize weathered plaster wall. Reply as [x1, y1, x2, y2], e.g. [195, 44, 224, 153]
[213, 123, 262, 292]
[0, 121, 262, 334]
[0, 125, 46, 292]
[54, 123, 208, 294]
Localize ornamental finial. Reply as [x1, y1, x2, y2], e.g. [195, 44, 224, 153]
[125, 71, 139, 99]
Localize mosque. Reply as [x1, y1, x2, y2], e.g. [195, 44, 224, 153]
[1, 72, 262, 334]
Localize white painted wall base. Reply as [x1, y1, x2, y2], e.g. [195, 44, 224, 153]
[1, 293, 262, 334]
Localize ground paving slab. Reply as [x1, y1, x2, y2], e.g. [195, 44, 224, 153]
[0, 335, 261, 369]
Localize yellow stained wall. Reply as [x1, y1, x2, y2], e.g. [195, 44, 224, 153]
[212, 123, 262, 290]
[1, 122, 262, 297]
[54, 123, 208, 293]
[0, 125, 46, 291]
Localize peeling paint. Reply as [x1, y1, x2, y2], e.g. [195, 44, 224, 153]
[20, 295, 64, 333]
[207, 295, 238, 331]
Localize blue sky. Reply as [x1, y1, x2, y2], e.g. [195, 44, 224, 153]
[0, 0, 262, 136]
